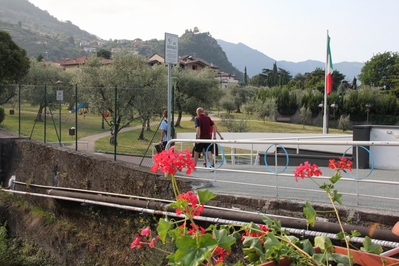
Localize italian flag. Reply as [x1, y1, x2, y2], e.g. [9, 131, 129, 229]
[325, 35, 333, 94]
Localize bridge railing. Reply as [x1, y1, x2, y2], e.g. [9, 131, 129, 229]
[164, 138, 399, 212]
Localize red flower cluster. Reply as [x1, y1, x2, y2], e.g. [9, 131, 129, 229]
[179, 223, 207, 236]
[211, 246, 231, 265]
[328, 157, 353, 172]
[176, 191, 205, 217]
[130, 227, 159, 249]
[150, 146, 195, 175]
[294, 161, 323, 182]
[294, 157, 353, 182]
[241, 224, 270, 242]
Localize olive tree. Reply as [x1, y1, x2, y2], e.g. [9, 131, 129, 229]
[73, 52, 167, 141]
[173, 67, 221, 126]
[21, 59, 74, 121]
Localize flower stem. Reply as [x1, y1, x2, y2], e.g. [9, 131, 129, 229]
[327, 191, 352, 266]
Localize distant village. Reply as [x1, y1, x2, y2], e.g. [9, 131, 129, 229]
[51, 37, 240, 87]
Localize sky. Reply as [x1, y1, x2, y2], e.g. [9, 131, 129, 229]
[28, 0, 399, 63]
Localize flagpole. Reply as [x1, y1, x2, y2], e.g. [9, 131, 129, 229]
[323, 30, 329, 134]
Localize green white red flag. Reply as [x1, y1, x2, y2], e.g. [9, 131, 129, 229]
[325, 35, 333, 94]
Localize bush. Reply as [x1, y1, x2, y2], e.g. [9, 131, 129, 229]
[220, 117, 248, 132]
[338, 115, 351, 132]
[0, 224, 55, 266]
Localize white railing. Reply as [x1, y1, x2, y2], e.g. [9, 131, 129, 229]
[162, 138, 399, 212]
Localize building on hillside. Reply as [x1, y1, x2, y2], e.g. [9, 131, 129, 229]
[147, 53, 165, 66]
[178, 55, 219, 71]
[218, 71, 239, 88]
[79, 41, 90, 47]
[147, 53, 239, 86]
[97, 40, 108, 46]
[56, 56, 111, 71]
[84, 47, 97, 54]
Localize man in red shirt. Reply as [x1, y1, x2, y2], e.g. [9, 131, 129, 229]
[193, 107, 215, 169]
[202, 110, 223, 166]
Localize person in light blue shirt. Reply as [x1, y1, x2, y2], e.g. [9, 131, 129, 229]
[159, 109, 169, 150]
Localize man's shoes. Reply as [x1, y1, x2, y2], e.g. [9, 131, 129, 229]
[210, 165, 215, 172]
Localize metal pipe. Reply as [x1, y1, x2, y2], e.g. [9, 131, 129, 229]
[4, 187, 399, 247]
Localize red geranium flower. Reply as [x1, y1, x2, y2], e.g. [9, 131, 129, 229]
[294, 161, 322, 182]
[150, 146, 195, 175]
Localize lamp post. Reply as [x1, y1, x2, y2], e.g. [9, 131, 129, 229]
[56, 80, 63, 145]
[330, 101, 338, 120]
[365, 103, 371, 124]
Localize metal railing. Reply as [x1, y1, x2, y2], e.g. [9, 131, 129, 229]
[164, 138, 399, 212]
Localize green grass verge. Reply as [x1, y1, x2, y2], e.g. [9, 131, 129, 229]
[2, 107, 351, 155]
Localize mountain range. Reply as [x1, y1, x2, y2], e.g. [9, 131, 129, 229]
[217, 40, 364, 80]
[1, 0, 363, 81]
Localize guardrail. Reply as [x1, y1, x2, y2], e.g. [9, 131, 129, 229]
[163, 138, 399, 212]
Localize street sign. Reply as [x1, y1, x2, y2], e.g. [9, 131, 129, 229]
[56, 90, 64, 101]
[164, 32, 178, 65]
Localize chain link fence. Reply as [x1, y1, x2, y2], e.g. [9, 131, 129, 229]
[1, 84, 167, 167]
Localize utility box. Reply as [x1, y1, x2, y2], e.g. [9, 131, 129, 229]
[69, 127, 76, 136]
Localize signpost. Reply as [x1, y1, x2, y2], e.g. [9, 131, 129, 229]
[164, 33, 178, 143]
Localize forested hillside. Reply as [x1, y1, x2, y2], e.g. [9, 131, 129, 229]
[1, 0, 242, 78]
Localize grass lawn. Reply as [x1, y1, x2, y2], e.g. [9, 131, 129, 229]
[1, 106, 351, 155]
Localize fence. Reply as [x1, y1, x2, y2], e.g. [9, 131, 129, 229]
[165, 138, 399, 212]
[1, 84, 167, 166]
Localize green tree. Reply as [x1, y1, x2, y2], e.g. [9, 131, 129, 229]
[249, 74, 268, 87]
[73, 52, 167, 141]
[68, 36, 75, 45]
[97, 49, 112, 59]
[226, 84, 257, 113]
[36, 53, 44, 62]
[358, 52, 399, 90]
[304, 67, 345, 92]
[173, 67, 221, 126]
[243, 66, 248, 85]
[299, 105, 312, 128]
[0, 31, 30, 103]
[21, 59, 74, 121]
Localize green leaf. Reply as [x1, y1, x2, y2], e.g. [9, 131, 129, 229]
[213, 228, 236, 252]
[361, 236, 383, 254]
[242, 236, 263, 250]
[157, 217, 172, 243]
[300, 239, 316, 255]
[263, 232, 281, 255]
[314, 235, 334, 252]
[170, 198, 189, 210]
[197, 189, 216, 204]
[261, 216, 281, 231]
[329, 172, 342, 184]
[336, 231, 346, 240]
[350, 230, 361, 238]
[332, 190, 343, 205]
[303, 202, 316, 227]
[174, 234, 217, 265]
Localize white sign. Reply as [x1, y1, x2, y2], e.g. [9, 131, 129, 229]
[164, 32, 178, 65]
[56, 90, 63, 101]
